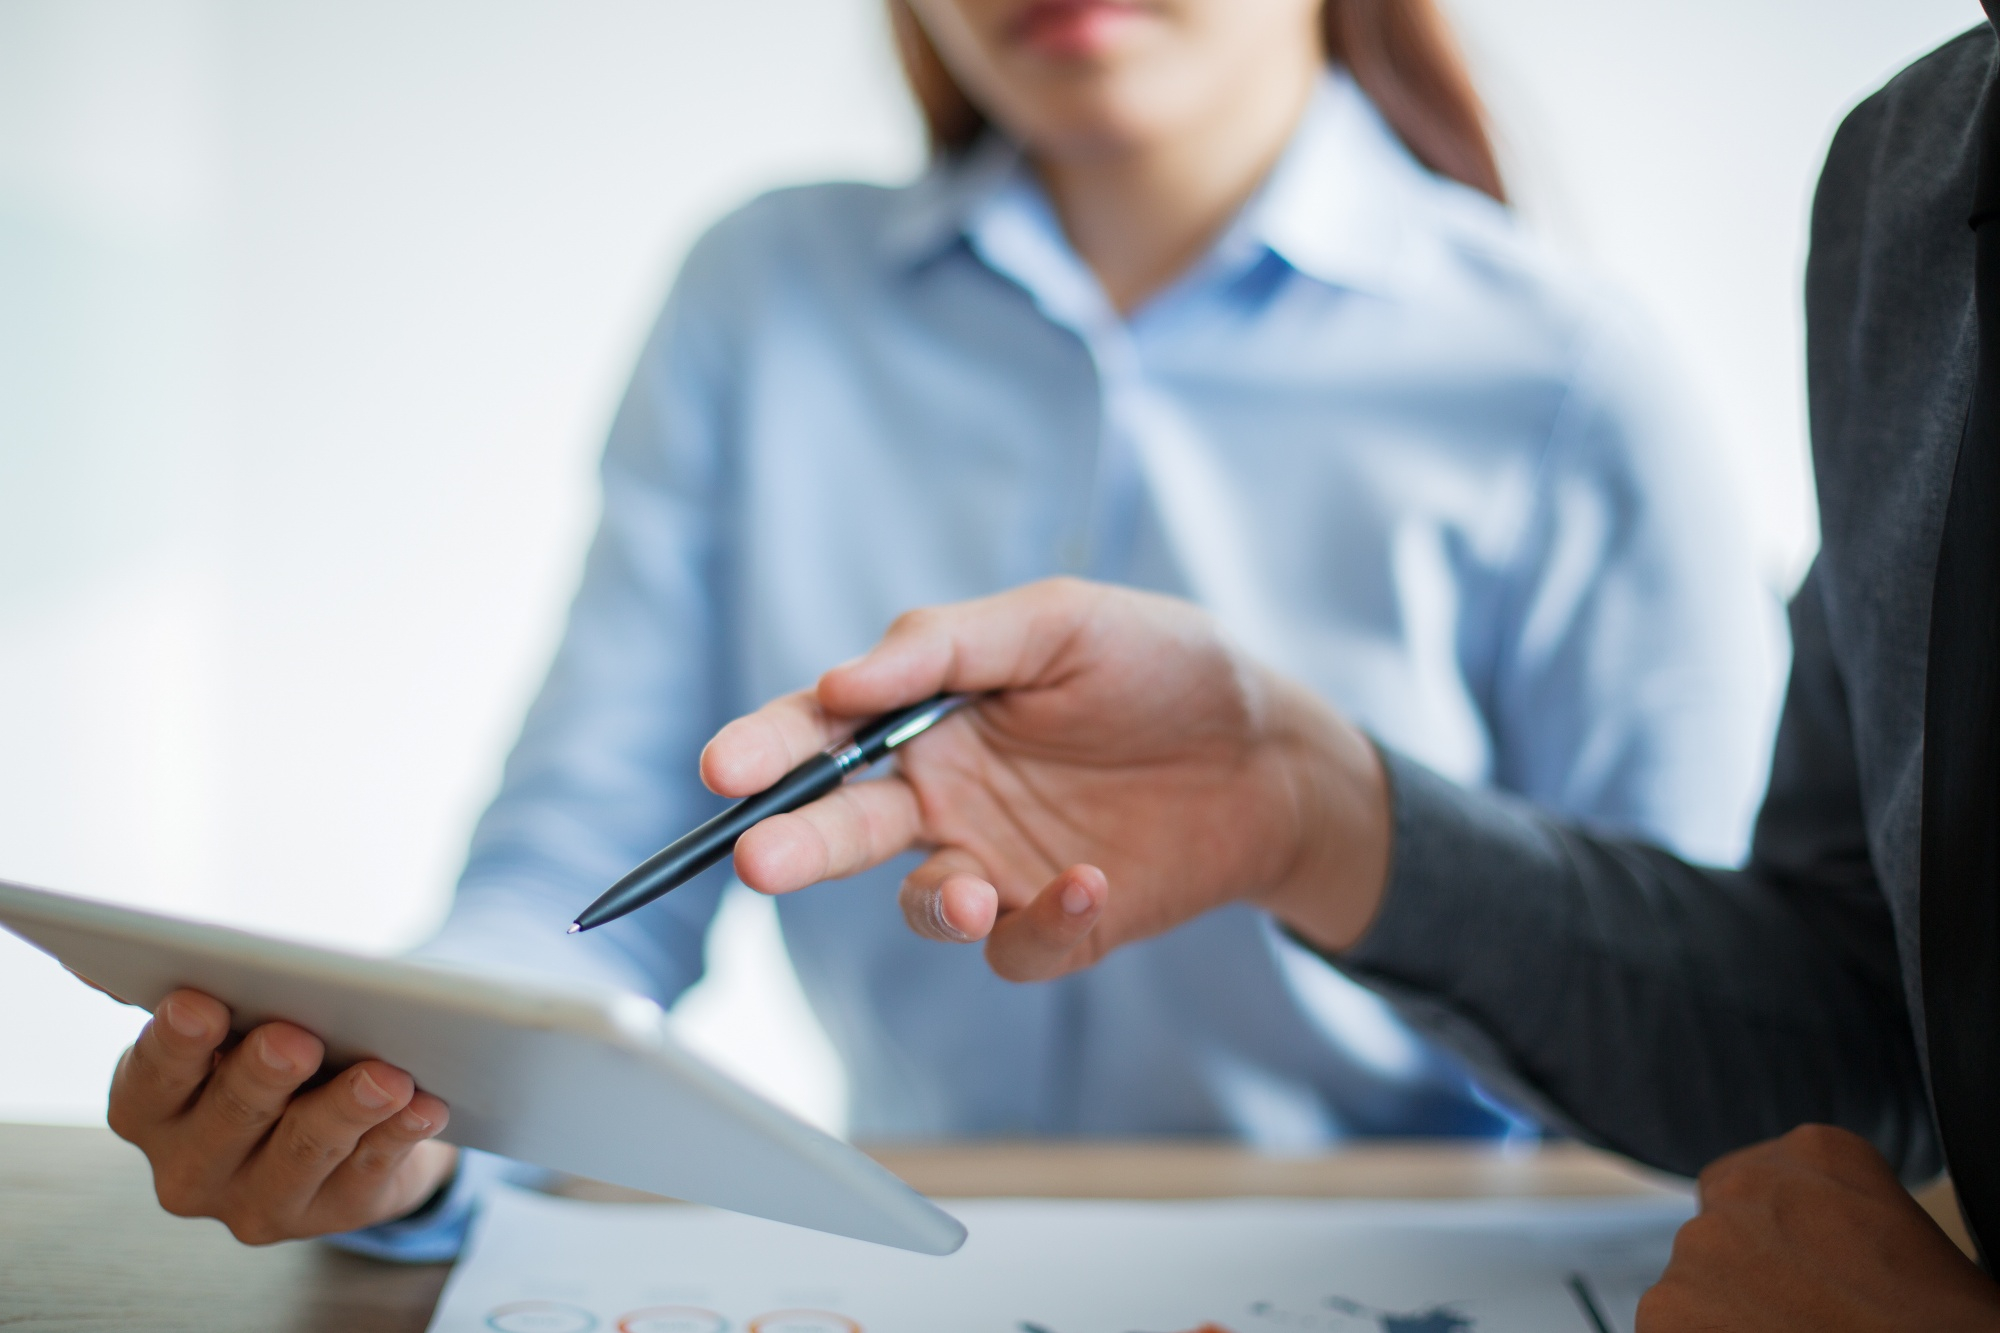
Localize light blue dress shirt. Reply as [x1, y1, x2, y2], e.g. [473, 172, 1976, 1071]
[338, 72, 1783, 1258]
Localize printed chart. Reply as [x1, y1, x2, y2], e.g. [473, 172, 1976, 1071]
[480, 1307, 856, 1333]
[429, 1187, 1692, 1333]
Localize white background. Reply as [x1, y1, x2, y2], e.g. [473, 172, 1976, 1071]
[0, 0, 1986, 1132]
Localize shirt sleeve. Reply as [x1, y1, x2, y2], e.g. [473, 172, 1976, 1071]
[1475, 302, 1789, 866]
[422, 227, 753, 1005]
[320, 1148, 549, 1264]
[332, 236, 752, 1262]
[1335, 562, 1938, 1181]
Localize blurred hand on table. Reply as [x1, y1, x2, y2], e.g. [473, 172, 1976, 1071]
[1638, 1124, 2000, 1331]
[1632, 1128, 2000, 1328]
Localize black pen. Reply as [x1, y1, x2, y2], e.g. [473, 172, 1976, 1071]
[569, 693, 974, 934]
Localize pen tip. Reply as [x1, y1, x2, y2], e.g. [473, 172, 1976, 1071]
[566, 922, 582, 935]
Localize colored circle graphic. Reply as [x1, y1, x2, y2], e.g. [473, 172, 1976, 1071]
[746, 1312, 861, 1333]
[485, 1300, 599, 1333]
[617, 1308, 729, 1333]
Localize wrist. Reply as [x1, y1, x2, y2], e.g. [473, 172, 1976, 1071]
[1247, 675, 1391, 953]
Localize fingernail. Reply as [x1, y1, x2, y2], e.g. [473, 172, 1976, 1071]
[160, 998, 208, 1040]
[352, 1069, 393, 1109]
[1061, 881, 1094, 915]
[927, 893, 970, 943]
[399, 1108, 433, 1133]
[256, 1036, 296, 1074]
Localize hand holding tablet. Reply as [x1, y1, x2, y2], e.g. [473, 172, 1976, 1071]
[0, 878, 964, 1255]
[107, 986, 456, 1245]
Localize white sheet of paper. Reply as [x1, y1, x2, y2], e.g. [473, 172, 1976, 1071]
[426, 1186, 1695, 1333]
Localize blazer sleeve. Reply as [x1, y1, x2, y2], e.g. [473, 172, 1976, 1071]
[1334, 560, 1938, 1180]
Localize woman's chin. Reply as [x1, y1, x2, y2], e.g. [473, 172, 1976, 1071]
[999, 72, 1212, 160]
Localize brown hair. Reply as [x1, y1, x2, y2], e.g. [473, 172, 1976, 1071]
[886, 0, 1505, 204]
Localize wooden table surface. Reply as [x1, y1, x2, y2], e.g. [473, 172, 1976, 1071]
[0, 1123, 1680, 1333]
[0, 1122, 1958, 1332]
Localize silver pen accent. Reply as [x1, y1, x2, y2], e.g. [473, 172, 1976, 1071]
[879, 694, 972, 748]
[572, 692, 976, 933]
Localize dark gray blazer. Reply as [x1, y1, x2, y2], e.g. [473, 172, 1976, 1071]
[1339, 24, 1994, 1203]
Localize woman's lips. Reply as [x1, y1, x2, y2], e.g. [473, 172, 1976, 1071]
[1009, 0, 1155, 59]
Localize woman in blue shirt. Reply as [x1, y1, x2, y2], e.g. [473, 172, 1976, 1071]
[427, 0, 1781, 1149]
[101, 0, 1784, 1255]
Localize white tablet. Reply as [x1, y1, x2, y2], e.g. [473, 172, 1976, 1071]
[0, 877, 965, 1255]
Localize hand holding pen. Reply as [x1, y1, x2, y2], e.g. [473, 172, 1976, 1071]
[572, 693, 974, 932]
[588, 581, 1389, 983]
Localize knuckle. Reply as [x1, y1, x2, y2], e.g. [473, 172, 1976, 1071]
[1667, 1215, 1726, 1266]
[105, 1099, 141, 1144]
[139, 1047, 218, 1105]
[204, 1082, 279, 1134]
[121, 1044, 175, 1095]
[1633, 1281, 1687, 1333]
[829, 790, 882, 871]
[1783, 1122, 1861, 1170]
[142, 1062, 198, 1104]
[1697, 1152, 1758, 1203]
[158, 1192, 204, 1220]
[890, 606, 940, 637]
[152, 1170, 207, 1220]
[226, 1216, 285, 1247]
[345, 1139, 397, 1180]
[1043, 575, 1102, 617]
[277, 1124, 343, 1175]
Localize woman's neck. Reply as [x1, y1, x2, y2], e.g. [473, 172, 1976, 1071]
[1032, 61, 1322, 316]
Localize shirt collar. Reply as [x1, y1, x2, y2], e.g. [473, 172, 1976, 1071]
[876, 69, 1452, 298]
[1239, 70, 1443, 297]
[876, 132, 1024, 271]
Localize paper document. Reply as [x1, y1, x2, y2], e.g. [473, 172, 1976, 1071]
[427, 1186, 1693, 1333]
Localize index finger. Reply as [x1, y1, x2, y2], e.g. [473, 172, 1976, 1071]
[108, 989, 231, 1140]
[702, 580, 1110, 796]
[816, 579, 1099, 718]
[700, 689, 842, 797]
